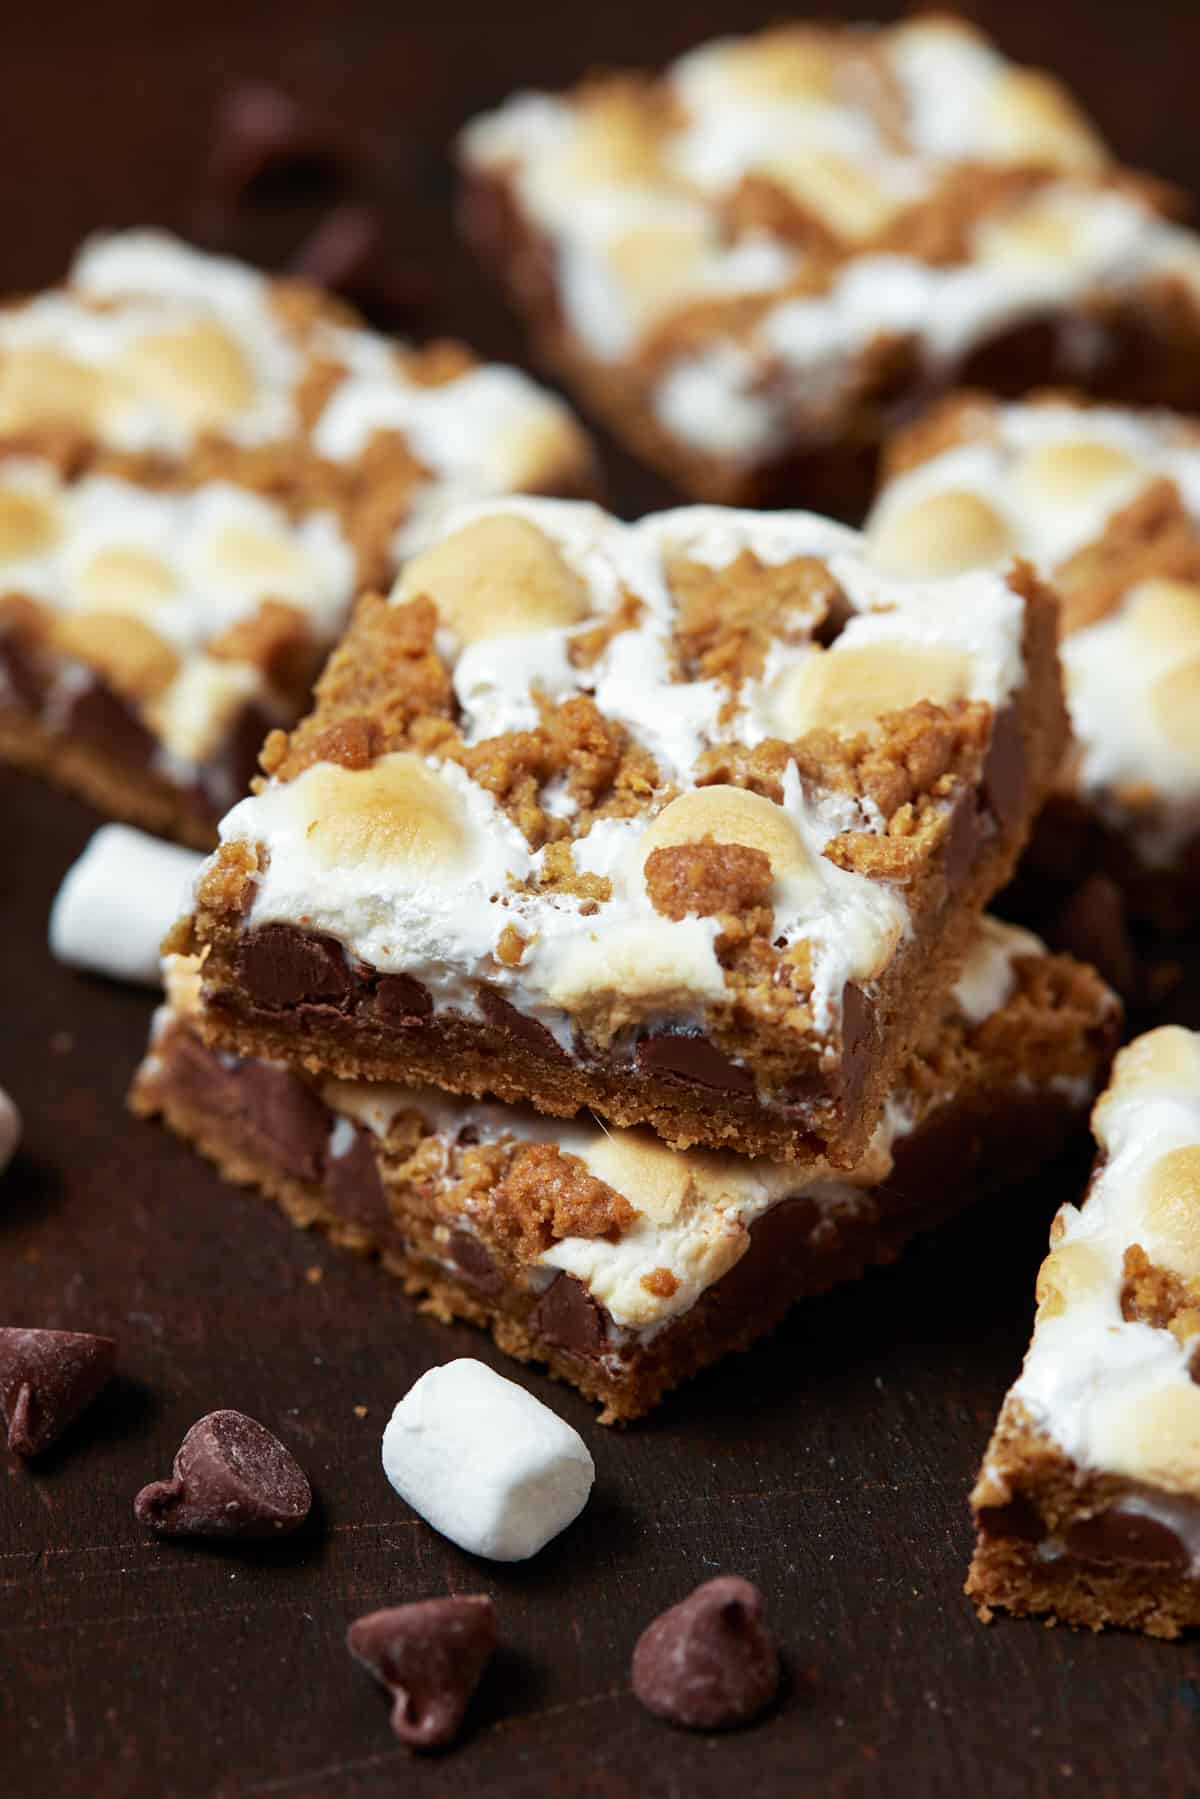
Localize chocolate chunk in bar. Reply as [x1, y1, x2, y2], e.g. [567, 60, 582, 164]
[234, 925, 353, 1009]
[632, 1576, 779, 1731]
[0, 1328, 117, 1457]
[346, 1595, 496, 1748]
[134, 1409, 312, 1539]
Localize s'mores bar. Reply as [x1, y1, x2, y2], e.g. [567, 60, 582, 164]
[0, 231, 592, 845]
[133, 924, 1120, 1421]
[169, 497, 1067, 1168]
[459, 18, 1200, 515]
[870, 392, 1200, 922]
[968, 1027, 1200, 1638]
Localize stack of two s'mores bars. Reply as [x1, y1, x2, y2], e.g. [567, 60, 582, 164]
[135, 486, 1120, 1420]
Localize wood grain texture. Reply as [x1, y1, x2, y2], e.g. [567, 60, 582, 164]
[4, 1, 1200, 1793]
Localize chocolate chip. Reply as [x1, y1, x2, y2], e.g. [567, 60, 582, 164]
[163, 1031, 330, 1183]
[836, 982, 876, 1113]
[636, 1031, 755, 1095]
[234, 923, 352, 1009]
[1064, 1506, 1191, 1571]
[942, 789, 982, 896]
[0, 1328, 117, 1457]
[134, 1409, 312, 1539]
[811, 584, 853, 649]
[704, 1195, 821, 1320]
[981, 705, 1027, 834]
[372, 972, 432, 1026]
[210, 81, 347, 209]
[347, 1595, 496, 1749]
[449, 1231, 506, 1298]
[533, 1272, 607, 1355]
[975, 1493, 1045, 1544]
[325, 1125, 398, 1244]
[631, 1576, 779, 1732]
[476, 985, 568, 1063]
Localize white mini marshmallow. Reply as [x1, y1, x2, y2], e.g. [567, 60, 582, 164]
[381, 1358, 595, 1560]
[49, 825, 204, 987]
[0, 1086, 20, 1175]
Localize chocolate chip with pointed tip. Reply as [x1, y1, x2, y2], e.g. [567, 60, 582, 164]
[631, 1576, 779, 1731]
[347, 1596, 497, 1749]
[0, 1328, 116, 1457]
[134, 1409, 311, 1539]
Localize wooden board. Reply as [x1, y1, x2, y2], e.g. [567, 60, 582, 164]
[4, 2, 1200, 1792]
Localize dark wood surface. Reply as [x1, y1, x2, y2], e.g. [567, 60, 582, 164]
[5, 3, 1200, 1793]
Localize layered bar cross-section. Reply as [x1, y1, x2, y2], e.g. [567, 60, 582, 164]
[170, 496, 1067, 1165]
[134, 923, 1119, 1420]
[968, 1026, 1200, 1637]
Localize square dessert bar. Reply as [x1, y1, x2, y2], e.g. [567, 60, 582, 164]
[870, 392, 1200, 924]
[134, 924, 1120, 1422]
[0, 231, 592, 845]
[459, 17, 1200, 515]
[171, 496, 1067, 1166]
[968, 1026, 1200, 1638]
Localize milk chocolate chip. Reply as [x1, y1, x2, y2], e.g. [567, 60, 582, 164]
[636, 1031, 755, 1095]
[134, 1409, 312, 1539]
[0, 1327, 117, 1457]
[631, 1576, 780, 1731]
[346, 1595, 497, 1749]
[1065, 1505, 1191, 1571]
[476, 985, 567, 1062]
[533, 1272, 607, 1355]
[372, 972, 432, 1026]
[234, 923, 352, 1008]
[982, 705, 1027, 833]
